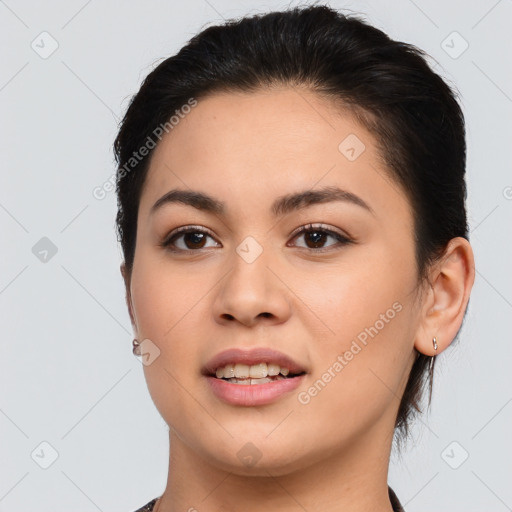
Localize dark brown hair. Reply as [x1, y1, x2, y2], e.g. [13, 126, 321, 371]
[113, 5, 469, 442]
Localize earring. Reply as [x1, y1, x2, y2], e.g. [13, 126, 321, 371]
[132, 338, 141, 356]
[432, 336, 438, 351]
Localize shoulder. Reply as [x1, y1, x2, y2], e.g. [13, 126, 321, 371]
[131, 497, 159, 512]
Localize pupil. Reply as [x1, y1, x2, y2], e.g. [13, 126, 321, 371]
[306, 231, 326, 248]
[185, 232, 206, 249]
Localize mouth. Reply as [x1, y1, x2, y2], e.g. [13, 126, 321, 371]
[202, 347, 307, 406]
[212, 362, 306, 385]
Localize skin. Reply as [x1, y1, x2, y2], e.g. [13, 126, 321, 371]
[121, 87, 475, 511]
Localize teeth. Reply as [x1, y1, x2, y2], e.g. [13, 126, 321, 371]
[251, 377, 272, 384]
[225, 375, 286, 385]
[267, 363, 280, 376]
[224, 364, 235, 378]
[249, 363, 267, 378]
[234, 363, 250, 378]
[233, 378, 250, 385]
[215, 362, 293, 379]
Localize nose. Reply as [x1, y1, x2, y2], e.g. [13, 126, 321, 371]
[212, 245, 292, 328]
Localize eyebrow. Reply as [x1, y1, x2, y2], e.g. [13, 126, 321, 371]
[150, 185, 374, 217]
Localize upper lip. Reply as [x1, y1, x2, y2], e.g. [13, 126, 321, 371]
[202, 347, 307, 376]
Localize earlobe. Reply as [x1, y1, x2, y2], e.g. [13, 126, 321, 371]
[414, 237, 475, 356]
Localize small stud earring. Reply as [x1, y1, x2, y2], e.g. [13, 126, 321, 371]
[432, 336, 438, 351]
[132, 338, 141, 356]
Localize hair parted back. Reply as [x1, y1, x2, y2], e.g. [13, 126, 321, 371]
[113, 4, 469, 442]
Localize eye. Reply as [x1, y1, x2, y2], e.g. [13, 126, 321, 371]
[160, 223, 353, 253]
[288, 223, 353, 252]
[160, 226, 220, 252]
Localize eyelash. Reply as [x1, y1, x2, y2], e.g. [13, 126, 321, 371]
[160, 223, 354, 254]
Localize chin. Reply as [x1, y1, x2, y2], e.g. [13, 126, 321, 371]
[190, 432, 314, 477]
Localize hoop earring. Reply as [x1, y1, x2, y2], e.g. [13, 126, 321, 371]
[132, 338, 141, 356]
[432, 336, 438, 351]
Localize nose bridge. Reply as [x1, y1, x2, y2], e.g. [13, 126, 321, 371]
[228, 234, 274, 303]
[213, 233, 291, 325]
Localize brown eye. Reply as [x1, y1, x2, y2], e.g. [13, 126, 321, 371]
[302, 229, 328, 249]
[290, 224, 353, 251]
[162, 227, 219, 252]
[161, 224, 353, 254]
[180, 232, 208, 249]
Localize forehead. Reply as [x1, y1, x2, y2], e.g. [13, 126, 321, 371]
[139, 87, 411, 225]
[150, 87, 368, 168]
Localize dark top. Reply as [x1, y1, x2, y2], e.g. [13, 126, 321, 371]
[132, 486, 404, 511]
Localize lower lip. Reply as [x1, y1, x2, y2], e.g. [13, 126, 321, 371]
[205, 375, 305, 406]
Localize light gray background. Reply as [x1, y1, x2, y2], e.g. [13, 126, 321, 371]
[1, 1, 511, 511]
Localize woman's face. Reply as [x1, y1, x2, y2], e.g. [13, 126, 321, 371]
[124, 87, 423, 475]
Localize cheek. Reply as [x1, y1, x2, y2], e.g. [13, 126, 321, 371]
[286, 246, 412, 352]
[291, 313, 414, 452]
[130, 256, 216, 423]
[130, 254, 206, 340]
[287, 254, 415, 429]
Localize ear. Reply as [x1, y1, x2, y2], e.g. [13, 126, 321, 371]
[120, 262, 137, 333]
[414, 237, 475, 356]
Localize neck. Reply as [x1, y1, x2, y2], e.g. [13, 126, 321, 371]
[155, 425, 396, 512]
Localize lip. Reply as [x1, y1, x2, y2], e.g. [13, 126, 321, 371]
[202, 347, 308, 407]
[202, 347, 307, 376]
[205, 374, 305, 406]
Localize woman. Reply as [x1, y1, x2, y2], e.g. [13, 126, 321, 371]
[114, 5, 475, 511]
